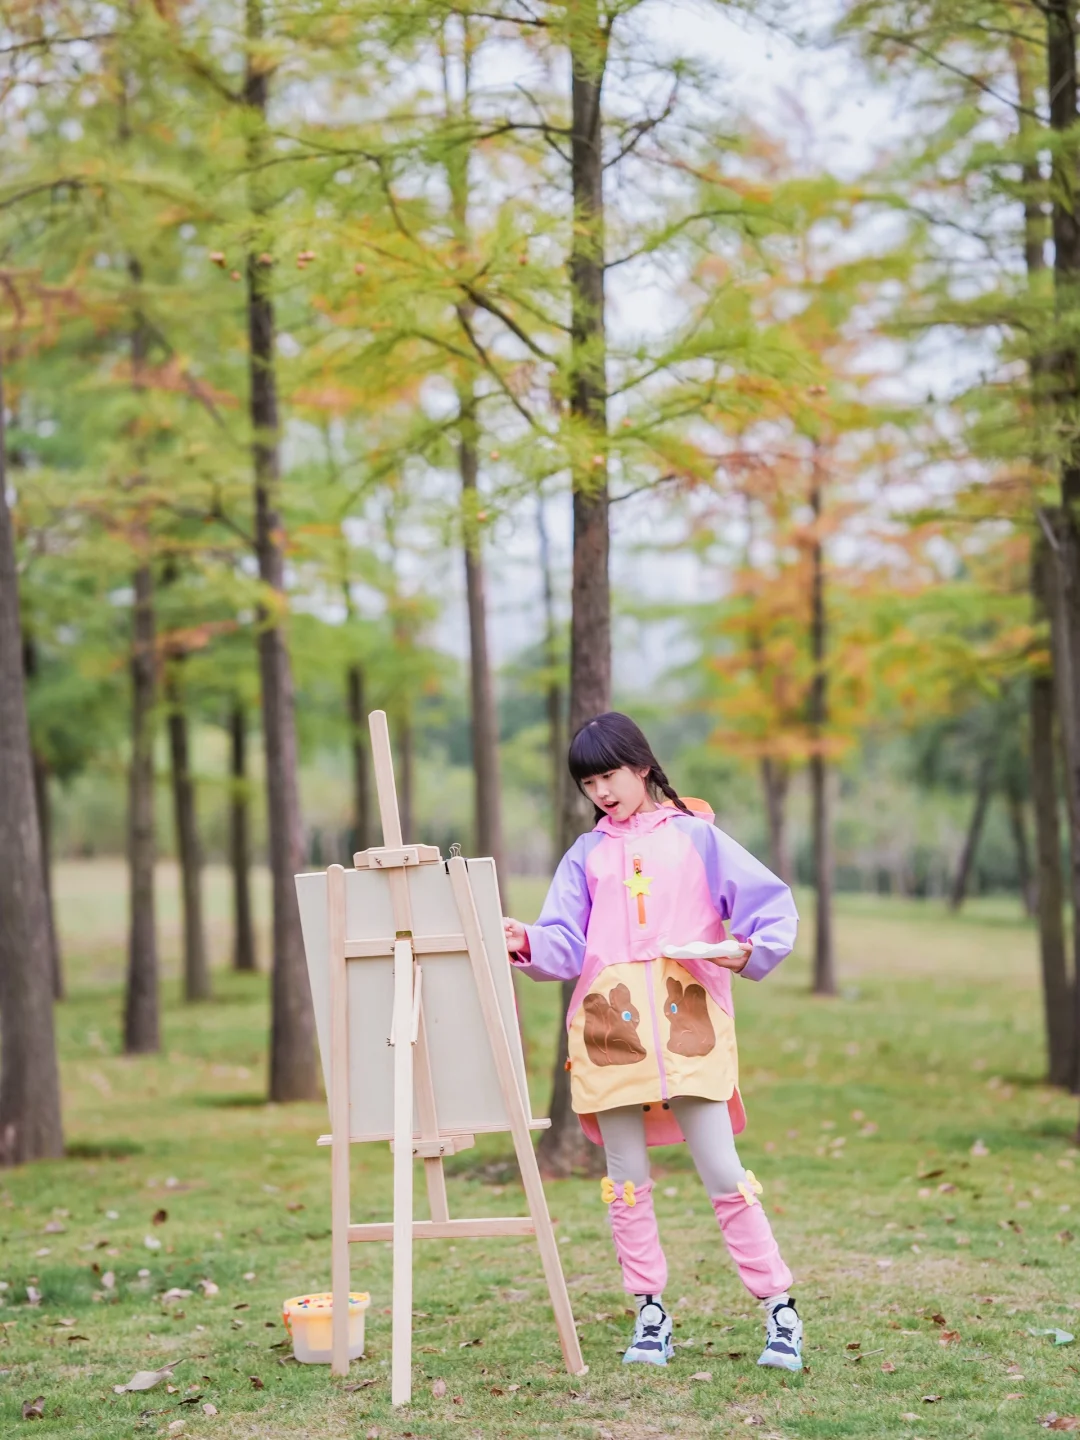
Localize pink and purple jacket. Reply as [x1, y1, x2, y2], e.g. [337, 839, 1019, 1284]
[514, 802, 798, 1144]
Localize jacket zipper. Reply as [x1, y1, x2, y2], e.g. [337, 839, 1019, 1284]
[643, 958, 668, 1101]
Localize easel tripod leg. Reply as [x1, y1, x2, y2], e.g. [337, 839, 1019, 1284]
[391, 939, 415, 1406]
[327, 865, 352, 1376]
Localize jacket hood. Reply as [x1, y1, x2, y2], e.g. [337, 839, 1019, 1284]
[595, 796, 714, 837]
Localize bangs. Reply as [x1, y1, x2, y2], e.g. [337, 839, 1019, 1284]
[567, 713, 647, 782]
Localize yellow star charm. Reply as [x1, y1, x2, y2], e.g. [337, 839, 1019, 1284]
[623, 871, 653, 899]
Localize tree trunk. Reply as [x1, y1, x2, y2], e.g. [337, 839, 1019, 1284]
[1031, 662, 1073, 1086]
[165, 657, 210, 1001]
[22, 634, 63, 1000]
[760, 756, 793, 888]
[460, 404, 505, 886]
[949, 755, 994, 912]
[1015, 42, 1072, 1084]
[1045, 0, 1080, 1099]
[346, 663, 371, 854]
[808, 458, 835, 996]
[245, 0, 318, 1100]
[538, 493, 564, 864]
[1006, 781, 1036, 918]
[539, 0, 611, 1179]
[229, 703, 257, 972]
[0, 358, 64, 1165]
[124, 561, 160, 1053]
[396, 713, 414, 840]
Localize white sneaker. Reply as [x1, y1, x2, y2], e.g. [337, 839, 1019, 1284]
[757, 1299, 802, 1372]
[622, 1300, 673, 1366]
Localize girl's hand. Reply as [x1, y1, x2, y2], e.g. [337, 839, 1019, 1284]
[711, 941, 752, 972]
[503, 917, 527, 953]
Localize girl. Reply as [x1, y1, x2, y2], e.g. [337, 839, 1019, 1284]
[503, 712, 801, 1371]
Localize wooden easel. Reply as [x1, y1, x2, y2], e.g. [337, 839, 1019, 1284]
[319, 710, 586, 1405]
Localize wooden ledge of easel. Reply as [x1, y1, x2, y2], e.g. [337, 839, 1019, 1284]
[390, 1134, 475, 1159]
[316, 1119, 550, 1147]
[344, 933, 469, 959]
[349, 1216, 536, 1243]
[353, 844, 443, 870]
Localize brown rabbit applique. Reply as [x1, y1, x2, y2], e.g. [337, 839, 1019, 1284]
[665, 977, 716, 1057]
[583, 983, 647, 1066]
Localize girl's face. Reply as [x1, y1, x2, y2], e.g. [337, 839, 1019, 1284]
[581, 766, 655, 822]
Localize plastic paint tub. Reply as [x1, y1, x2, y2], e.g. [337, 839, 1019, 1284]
[282, 1291, 370, 1364]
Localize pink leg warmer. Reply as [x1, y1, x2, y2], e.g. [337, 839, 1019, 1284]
[607, 1178, 667, 1296]
[712, 1191, 794, 1299]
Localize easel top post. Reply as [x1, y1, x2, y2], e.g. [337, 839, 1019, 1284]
[369, 709, 404, 849]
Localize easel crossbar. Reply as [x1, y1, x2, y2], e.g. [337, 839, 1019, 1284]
[349, 1217, 535, 1242]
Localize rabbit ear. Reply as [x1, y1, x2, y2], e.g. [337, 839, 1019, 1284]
[666, 976, 683, 999]
[610, 982, 632, 1006]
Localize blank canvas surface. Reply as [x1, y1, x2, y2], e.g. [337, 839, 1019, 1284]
[295, 858, 533, 1140]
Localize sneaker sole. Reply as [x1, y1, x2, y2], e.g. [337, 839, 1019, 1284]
[757, 1353, 802, 1372]
[623, 1344, 675, 1367]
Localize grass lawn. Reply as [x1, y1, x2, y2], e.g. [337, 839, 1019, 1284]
[2, 860, 1079, 1439]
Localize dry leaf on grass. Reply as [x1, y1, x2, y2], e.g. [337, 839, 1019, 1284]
[1041, 1419, 1080, 1432]
[689, 1371, 713, 1382]
[198, 1279, 219, 1297]
[25, 1287, 42, 1306]
[202, 1404, 218, 1417]
[922, 1394, 942, 1403]
[458, 1337, 482, 1348]
[939, 1331, 961, 1345]
[152, 1209, 168, 1225]
[366, 1430, 380, 1439]
[881, 1362, 897, 1373]
[21, 1397, 45, 1421]
[1006, 1393, 1025, 1400]
[928, 1313, 947, 1327]
[248, 1376, 264, 1390]
[343, 1379, 377, 1392]
[432, 1378, 447, 1398]
[845, 1341, 861, 1351]
[113, 1363, 179, 1394]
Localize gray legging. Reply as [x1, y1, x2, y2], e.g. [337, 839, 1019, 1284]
[598, 1095, 747, 1197]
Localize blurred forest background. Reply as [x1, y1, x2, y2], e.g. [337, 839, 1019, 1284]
[4, 0, 1080, 1170]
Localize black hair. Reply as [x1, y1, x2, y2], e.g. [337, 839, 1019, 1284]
[568, 712, 691, 822]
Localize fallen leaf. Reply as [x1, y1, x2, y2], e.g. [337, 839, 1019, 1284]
[923, 1394, 942, 1403]
[1029, 1328, 1076, 1346]
[726, 1351, 745, 1360]
[689, 1371, 713, 1382]
[167, 1385, 179, 1395]
[929, 1313, 947, 1327]
[1042, 1418, 1080, 1432]
[43, 1221, 65, 1234]
[845, 1341, 861, 1351]
[432, 1378, 447, 1398]
[152, 1209, 168, 1226]
[1059, 1231, 1075, 1244]
[55, 1318, 76, 1328]
[25, 1287, 41, 1306]
[198, 1279, 219, 1297]
[286, 1202, 305, 1213]
[202, 1404, 218, 1417]
[489, 1386, 504, 1396]
[457, 1338, 481, 1348]
[971, 1139, 990, 1157]
[113, 1363, 179, 1394]
[233, 1303, 250, 1312]
[101, 1272, 115, 1291]
[66, 1335, 89, 1343]
[1006, 1392, 1025, 1400]
[917, 1168, 945, 1180]
[343, 1379, 377, 1392]
[939, 1331, 961, 1345]
[144, 1235, 162, 1251]
[162, 1288, 192, 1302]
[881, 1362, 896, 1373]
[900, 1414, 917, 1422]
[21, 1397, 45, 1421]
[366, 1431, 380, 1440]
[508, 1384, 520, 1392]
[168, 1421, 185, 1433]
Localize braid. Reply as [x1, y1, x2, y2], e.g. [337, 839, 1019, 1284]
[649, 765, 691, 815]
